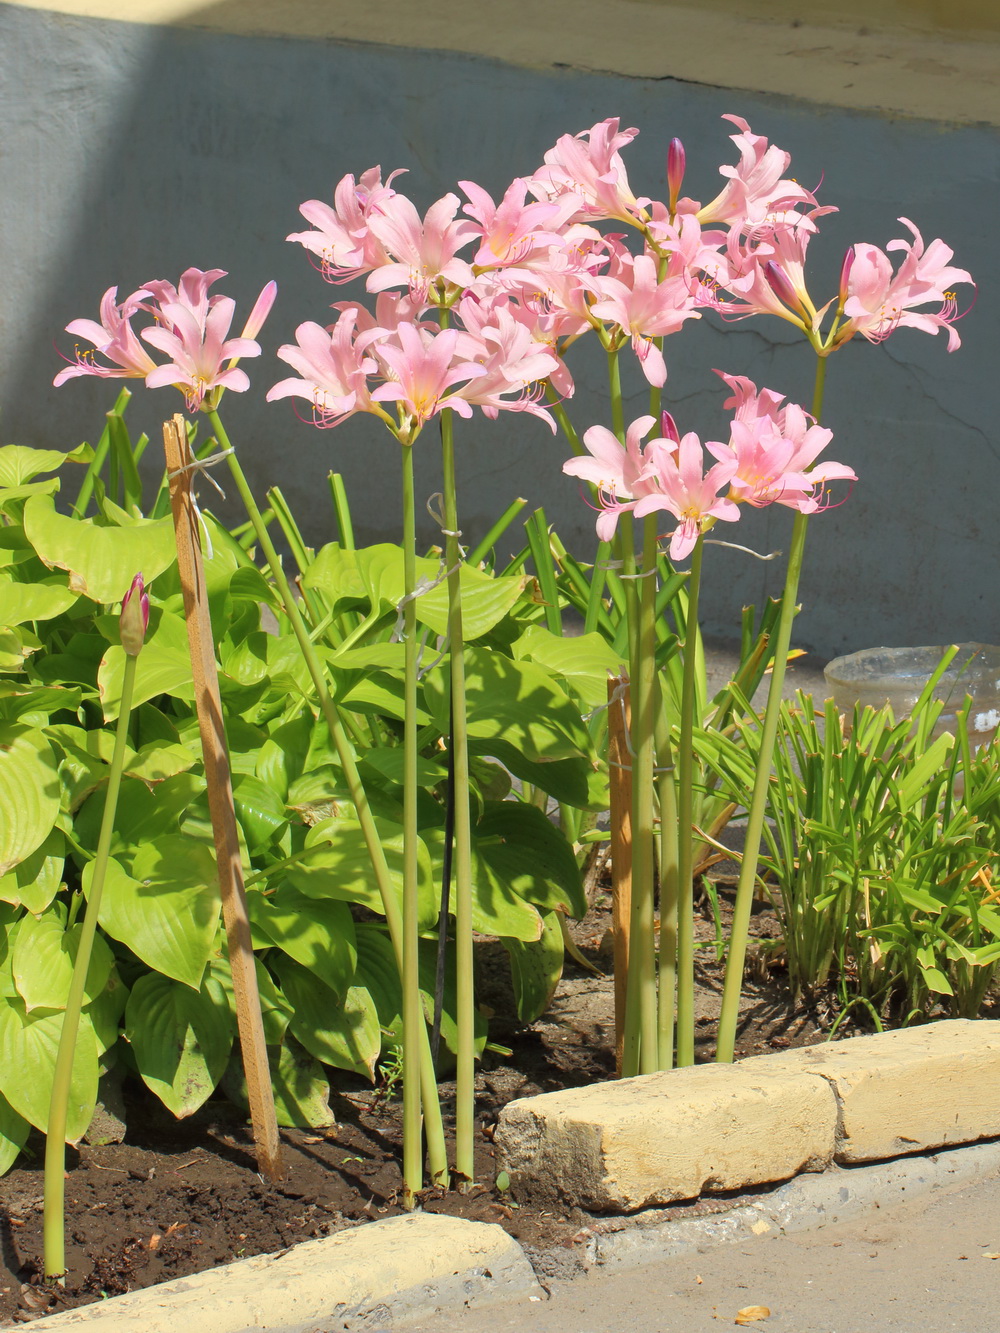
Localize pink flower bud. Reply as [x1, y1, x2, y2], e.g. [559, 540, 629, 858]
[667, 138, 686, 209]
[764, 261, 801, 310]
[240, 280, 278, 341]
[659, 409, 681, 444]
[838, 247, 856, 304]
[120, 572, 149, 656]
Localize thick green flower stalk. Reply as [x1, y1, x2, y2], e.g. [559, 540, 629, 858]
[44, 573, 148, 1281]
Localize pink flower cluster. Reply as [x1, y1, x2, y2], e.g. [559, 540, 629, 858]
[564, 373, 857, 560]
[54, 269, 276, 412]
[53, 114, 972, 518]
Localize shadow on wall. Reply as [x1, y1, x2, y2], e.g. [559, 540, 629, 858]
[1, 1, 997, 655]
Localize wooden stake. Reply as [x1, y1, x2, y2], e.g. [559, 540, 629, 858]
[608, 674, 633, 1078]
[162, 415, 283, 1182]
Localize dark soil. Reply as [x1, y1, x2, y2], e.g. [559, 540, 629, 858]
[0, 860, 849, 1327]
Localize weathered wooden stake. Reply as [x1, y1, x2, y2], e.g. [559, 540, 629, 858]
[162, 415, 283, 1182]
[608, 674, 633, 1078]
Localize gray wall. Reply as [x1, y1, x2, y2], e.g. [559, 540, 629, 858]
[1, 2, 997, 657]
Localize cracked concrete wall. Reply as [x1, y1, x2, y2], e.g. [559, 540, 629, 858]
[1, 1, 997, 655]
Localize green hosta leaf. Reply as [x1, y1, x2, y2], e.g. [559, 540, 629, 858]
[232, 774, 287, 854]
[475, 801, 587, 918]
[0, 626, 43, 671]
[0, 1090, 29, 1176]
[288, 817, 438, 930]
[75, 771, 204, 854]
[275, 958, 380, 1080]
[99, 610, 195, 721]
[12, 905, 114, 1011]
[414, 565, 527, 641]
[0, 579, 78, 627]
[0, 683, 84, 723]
[254, 713, 316, 803]
[0, 830, 64, 913]
[0, 443, 93, 485]
[0, 725, 60, 875]
[93, 838, 221, 989]
[513, 625, 623, 707]
[126, 973, 233, 1117]
[220, 631, 269, 687]
[301, 543, 368, 608]
[247, 887, 356, 997]
[503, 909, 565, 1022]
[85, 968, 128, 1056]
[330, 644, 405, 670]
[123, 740, 197, 786]
[23, 494, 176, 604]
[423, 648, 593, 763]
[422, 826, 543, 942]
[363, 746, 447, 788]
[338, 671, 427, 724]
[222, 1036, 334, 1128]
[0, 997, 99, 1139]
[470, 738, 608, 812]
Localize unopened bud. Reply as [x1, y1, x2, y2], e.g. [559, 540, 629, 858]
[838, 247, 856, 304]
[667, 139, 686, 210]
[764, 261, 801, 310]
[240, 280, 278, 341]
[659, 410, 681, 444]
[120, 572, 149, 657]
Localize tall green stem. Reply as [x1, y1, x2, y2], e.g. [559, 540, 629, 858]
[400, 444, 423, 1204]
[622, 513, 659, 1075]
[439, 404, 476, 1188]
[675, 536, 704, 1066]
[207, 411, 448, 1182]
[44, 653, 137, 1280]
[715, 355, 828, 1063]
[654, 684, 679, 1070]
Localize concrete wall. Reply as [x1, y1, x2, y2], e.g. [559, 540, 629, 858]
[1, 1, 997, 656]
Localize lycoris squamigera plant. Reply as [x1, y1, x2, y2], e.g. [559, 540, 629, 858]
[55, 269, 276, 411]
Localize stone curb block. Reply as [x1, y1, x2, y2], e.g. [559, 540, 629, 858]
[752, 1018, 1000, 1162]
[28, 1213, 543, 1333]
[495, 1020, 1000, 1211]
[495, 1063, 837, 1211]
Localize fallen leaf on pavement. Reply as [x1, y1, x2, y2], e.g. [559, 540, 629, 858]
[735, 1306, 771, 1325]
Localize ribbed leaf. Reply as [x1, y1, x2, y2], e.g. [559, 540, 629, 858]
[125, 973, 233, 1117]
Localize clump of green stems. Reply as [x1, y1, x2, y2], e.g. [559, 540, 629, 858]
[697, 649, 1000, 1024]
[43, 575, 145, 1282]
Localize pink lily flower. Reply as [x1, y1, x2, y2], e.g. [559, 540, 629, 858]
[141, 269, 268, 411]
[588, 252, 700, 386]
[697, 115, 822, 229]
[287, 167, 403, 282]
[710, 372, 856, 511]
[452, 297, 560, 426]
[835, 217, 973, 351]
[53, 285, 159, 386]
[365, 193, 478, 305]
[267, 308, 382, 429]
[632, 433, 740, 561]
[369, 323, 486, 442]
[701, 212, 830, 332]
[529, 118, 648, 225]
[562, 414, 658, 541]
[459, 178, 578, 268]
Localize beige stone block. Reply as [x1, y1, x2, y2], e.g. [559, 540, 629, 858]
[753, 1019, 1000, 1163]
[30, 1213, 539, 1332]
[495, 1063, 837, 1212]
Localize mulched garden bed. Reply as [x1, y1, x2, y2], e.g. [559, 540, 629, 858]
[0, 860, 856, 1326]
